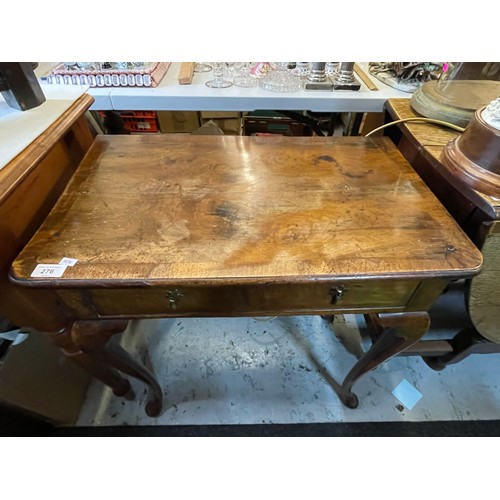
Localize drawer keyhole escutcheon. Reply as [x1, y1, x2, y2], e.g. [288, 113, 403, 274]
[330, 285, 348, 304]
[166, 289, 183, 309]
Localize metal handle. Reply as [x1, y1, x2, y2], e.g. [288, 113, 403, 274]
[166, 289, 183, 310]
[330, 285, 347, 305]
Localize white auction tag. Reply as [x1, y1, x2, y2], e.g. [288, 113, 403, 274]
[31, 264, 67, 278]
[59, 257, 78, 266]
[391, 379, 423, 411]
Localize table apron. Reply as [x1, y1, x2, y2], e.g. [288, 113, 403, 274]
[52, 278, 438, 319]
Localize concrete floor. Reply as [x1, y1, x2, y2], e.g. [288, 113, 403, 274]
[76, 283, 500, 426]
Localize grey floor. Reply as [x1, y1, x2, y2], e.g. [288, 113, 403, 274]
[76, 283, 500, 426]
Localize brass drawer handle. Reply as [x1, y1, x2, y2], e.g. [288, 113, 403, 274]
[166, 289, 183, 309]
[330, 285, 348, 304]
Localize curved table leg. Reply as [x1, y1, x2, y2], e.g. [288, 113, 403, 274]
[99, 342, 163, 417]
[46, 325, 135, 401]
[421, 355, 448, 372]
[70, 320, 163, 417]
[339, 312, 430, 408]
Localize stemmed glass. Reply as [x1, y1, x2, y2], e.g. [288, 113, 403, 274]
[234, 62, 257, 88]
[223, 62, 237, 79]
[205, 62, 232, 88]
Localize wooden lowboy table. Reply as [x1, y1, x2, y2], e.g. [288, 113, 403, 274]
[9, 134, 483, 416]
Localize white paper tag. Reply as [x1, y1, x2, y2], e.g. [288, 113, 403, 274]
[59, 257, 78, 266]
[391, 379, 423, 411]
[30, 264, 67, 278]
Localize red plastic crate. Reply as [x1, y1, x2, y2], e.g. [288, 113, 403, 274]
[120, 111, 158, 133]
[99, 111, 159, 133]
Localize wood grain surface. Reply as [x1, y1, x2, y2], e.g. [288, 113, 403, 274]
[354, 64, 378, 91]
[386, 99, 500, 217]
[0, 94, 95, 331]
[177, 62, 195, 85]
[10, 135, 482, 288]
[386, 98, 459, 154]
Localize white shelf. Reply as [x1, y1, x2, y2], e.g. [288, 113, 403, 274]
[37, 63, 411, 112]
[109, 62, 410, 112]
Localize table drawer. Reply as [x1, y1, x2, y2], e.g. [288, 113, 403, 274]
[84, 279, 419, 318]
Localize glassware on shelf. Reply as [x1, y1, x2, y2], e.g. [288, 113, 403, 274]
[223, 62, 238, 79]
[249, 62, 272, 78]
[205, 62, 233, 88]
[435, 62, 500, 107]
[291, 62, 310, 79]
[233, 62, 257, 88]
[259, 62, 302, 93]
[194, 63, 212, 73]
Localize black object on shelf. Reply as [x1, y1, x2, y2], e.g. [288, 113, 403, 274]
[0, 62, 46, 111]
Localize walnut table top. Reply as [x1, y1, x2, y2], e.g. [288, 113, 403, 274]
[11, 135, 481, 289]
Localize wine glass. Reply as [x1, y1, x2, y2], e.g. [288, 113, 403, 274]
[205, 62, 232, 88]
[234, 62, 257, 88]
[223, 62, 237, 79]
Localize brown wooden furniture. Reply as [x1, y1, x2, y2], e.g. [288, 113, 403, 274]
[441, 106, 500, 197]
[384, 98, 500, 367]
[0, 94, 95, 423]
[8, 133, 482, 416]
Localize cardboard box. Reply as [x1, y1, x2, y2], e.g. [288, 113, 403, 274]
[0, 332, 90, 424]
[192, 120, 225, 135]
[157, 111, 201, 133]
[206, 118, 241, 135]
[200, 111, 241, 120]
